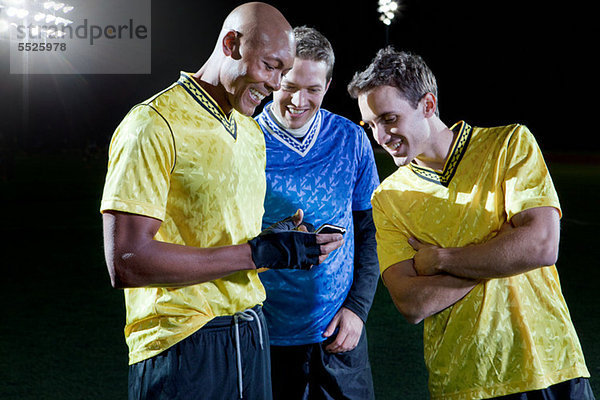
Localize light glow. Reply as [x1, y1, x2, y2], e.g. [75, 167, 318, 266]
[15, 7, 28, 18]
[0, 0, 75, 32]
[377, 0, 402, 26]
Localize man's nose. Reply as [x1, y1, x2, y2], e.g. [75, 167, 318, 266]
[373, 125, 390, 146]
[291, 90, 305, 106]
[266, 72, 282, 92]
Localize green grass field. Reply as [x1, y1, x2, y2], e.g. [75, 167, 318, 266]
[0, 151, 597, 399]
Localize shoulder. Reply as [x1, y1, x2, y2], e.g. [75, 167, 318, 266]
[471, 123, 530, 144]
[117, 82, 187, 136]
[320, 108, 363, 133]
[372, 167, 409, 199]
[465, 123, 538, 157]
[110, 94, 177, 157]
[117, 103, 172, 140]
[320, 108, 373, 157]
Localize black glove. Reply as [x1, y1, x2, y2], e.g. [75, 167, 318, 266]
[262, 216, 315, 233]
[248, 227, 320, 270]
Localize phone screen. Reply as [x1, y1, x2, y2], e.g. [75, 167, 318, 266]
[316, 224, 346, 235]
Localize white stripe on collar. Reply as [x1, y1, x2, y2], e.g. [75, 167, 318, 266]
[267, 106, 315, 138]
[259, 104, 321, 157]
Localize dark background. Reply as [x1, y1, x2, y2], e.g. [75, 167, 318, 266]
[1, 1, 598, 399]
[0, 0, 597, 155]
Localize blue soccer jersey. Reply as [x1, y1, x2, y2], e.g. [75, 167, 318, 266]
[256, 102, 380, 345]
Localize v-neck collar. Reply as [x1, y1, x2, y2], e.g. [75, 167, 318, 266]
[257, 102, 321, 157]
[177, 72, 237, 140]
[409, 121, 472, 187]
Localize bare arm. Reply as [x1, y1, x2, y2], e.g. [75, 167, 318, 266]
[103, 211, 256, 288]
[382, 258, 479, 324]
[411, 206, 560, 280]
[103, 210, 344, 289]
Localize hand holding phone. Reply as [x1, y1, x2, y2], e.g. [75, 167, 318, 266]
[315, 224, 346, 235]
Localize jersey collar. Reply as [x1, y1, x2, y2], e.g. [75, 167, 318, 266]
[409, 121, 472, 187]
[257, 102, 321, 157]
[177, 72, 237, 140]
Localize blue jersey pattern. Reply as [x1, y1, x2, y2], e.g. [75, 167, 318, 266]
[256, 103, 380, 345]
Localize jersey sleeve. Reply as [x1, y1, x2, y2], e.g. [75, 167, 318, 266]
[352, 127, 380, 211]
[100, 104, 176, 221]
[371, 192, 415, 275]
[502, 125, 561, 221]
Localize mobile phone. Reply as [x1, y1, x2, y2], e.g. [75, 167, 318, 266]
[315, 224, 346, 235]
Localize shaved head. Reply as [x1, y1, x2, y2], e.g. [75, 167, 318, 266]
[221, 2, 292, 49]
[195, 2, 295, 116]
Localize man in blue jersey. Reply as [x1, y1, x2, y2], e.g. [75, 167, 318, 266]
[256, 26, 380, 399]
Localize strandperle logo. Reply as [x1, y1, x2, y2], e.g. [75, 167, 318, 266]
[4, 0, 151, 74]
[15, 18, 148, 45]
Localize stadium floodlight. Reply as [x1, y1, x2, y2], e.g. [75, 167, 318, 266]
[0, 0, 76, 40]
[377, 0, 402, 26]
[5, 6, 28, 18]
[16, 7, 27, 18]
[55, 16, 72, 25]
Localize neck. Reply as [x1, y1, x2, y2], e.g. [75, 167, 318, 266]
[193, 62, 232, 115]
[414, 118, 456, 171]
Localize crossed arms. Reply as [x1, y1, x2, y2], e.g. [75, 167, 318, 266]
[382, 206, 560, 324]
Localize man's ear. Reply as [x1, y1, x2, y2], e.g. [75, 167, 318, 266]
[222, 30, 242, 60]
[324, 78, 332, 94]
[421, 92, 437, 117]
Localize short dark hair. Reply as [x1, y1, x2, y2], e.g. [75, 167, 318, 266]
[347, 47, 438, 115]
[293, 26, 335, 81]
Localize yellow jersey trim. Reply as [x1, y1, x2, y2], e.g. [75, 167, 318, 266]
[409, 121, 472, 187]
[176, 72, 238, 140]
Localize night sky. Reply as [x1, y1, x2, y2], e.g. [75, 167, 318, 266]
[0, 0, 596, 154]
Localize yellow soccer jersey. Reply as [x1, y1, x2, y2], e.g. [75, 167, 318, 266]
[372, 122, 589, 399]
[101, 72, 267, 364]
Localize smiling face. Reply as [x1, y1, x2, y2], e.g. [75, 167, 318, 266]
[358, 85, 433, 167]
[221, 29, 295, 117]
[271, 58, 330, 130]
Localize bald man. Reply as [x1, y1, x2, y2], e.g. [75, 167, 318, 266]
[100, 3, 343, 399]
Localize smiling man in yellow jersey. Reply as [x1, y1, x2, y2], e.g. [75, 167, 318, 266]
[100, 3, 343, 399]
[348, 47, 594, 400]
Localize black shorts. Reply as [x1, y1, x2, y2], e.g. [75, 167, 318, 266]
[494, 377, 596, 400]
[128, 305, 271, 400]
[270, 325, 374, 400]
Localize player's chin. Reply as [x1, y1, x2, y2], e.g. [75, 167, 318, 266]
[238, 102, 258, 117]
[236, 94, 261, 116]
[393, 155, 411, 167]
